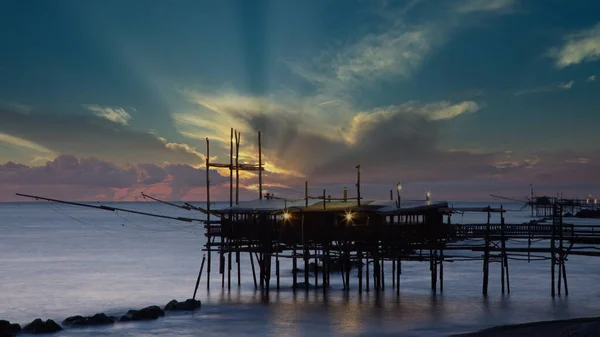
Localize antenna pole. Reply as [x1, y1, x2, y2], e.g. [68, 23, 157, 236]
[259, 131, 263, 200]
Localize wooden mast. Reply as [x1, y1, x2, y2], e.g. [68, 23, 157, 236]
[258, 131, 263, 200]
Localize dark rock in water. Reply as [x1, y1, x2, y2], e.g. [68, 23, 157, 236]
[0, 320, 21, 337]
[564, 212, 573, 217]
[164, 299, 201, 311]
[22, 318, 62, 334]
[576, 209, 600, 219]
[119, 305, 165, 322]
[62, 313, 115, 327]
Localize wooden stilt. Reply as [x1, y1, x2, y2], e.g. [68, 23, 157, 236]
[366, 254, 370, 292]
[192, 255, 206, 300]
[304, 248, 309, 291]
[358, 251, 363, 293]
[292, 247, 298, 290]
[397, 259, 401, 296]
[250, 251, 257, 289]
[440, 250, 444, 293]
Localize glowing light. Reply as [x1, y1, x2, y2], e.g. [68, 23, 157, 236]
[346, 213, 353, 221]
[426, 191, 431, 198]
[283, 212, 290, 220]
[397, 184, 402, 191]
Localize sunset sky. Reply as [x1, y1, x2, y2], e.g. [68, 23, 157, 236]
[1, 0, 599, 202]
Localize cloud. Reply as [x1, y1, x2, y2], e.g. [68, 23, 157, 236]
[557, 80, 574, 90]
[549, 22, 600, 68]
[455, 0, 516, 13]
[514, 80, 575, 96]
[178, 89, 490, 186]
[332, 26, 435, 83]
[0, 132, 55, 155]
[83, 104, 134, 125]
[588, 75, 597, 82]
[0, 108, 205, 167]
[0, 154, 228, 201]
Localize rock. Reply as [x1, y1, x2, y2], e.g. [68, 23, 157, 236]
[62, 313, 115, 327]
[0, 320, 21, 337]
[564, 212, 573, 217]
[119, 305, 165, 321]
[164, 299, 201, 311]
[22, 318, 62, 334]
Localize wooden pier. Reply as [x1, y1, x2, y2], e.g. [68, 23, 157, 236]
[201, 129, 600, 297]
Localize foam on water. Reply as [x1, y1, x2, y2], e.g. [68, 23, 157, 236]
[1, 201, 600, 336]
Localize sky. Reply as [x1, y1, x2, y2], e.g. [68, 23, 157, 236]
[0, 0, 599, 202]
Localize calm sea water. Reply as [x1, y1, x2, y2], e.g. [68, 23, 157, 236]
[1, 201, 600, 336]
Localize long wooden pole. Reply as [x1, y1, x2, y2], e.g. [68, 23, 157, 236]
[229, 128, 233, 207]
[258, 131, 263, 200]
[356, 165, 361, 206]
[192, 255, 206, 300]
[206, 137, 211, 290]
[305, 181, 308, 207]
[235, 131, 240, 205]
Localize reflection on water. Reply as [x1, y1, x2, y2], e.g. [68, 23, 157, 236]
[1, 202, 599, 336]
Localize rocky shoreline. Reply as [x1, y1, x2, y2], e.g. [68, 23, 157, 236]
[452, 316, 600, 337]
[0, 298, 200, 336]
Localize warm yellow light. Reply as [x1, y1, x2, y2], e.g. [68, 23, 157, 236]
[346, 213, 353, 221]
[283, 212, 290, 220]
[397, 184, 402, 191]
[426, 191, 431, 198]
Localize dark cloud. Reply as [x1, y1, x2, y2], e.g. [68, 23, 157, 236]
[0, 108, 205, 166]
[0, 155, 138, 188]
[137, 163, 168, 185]
[164, 164, 228, 200]
[233, 103, 496, 184]
[0, 154, 228, 201]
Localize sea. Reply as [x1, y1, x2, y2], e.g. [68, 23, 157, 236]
[1, 201, 600, 336]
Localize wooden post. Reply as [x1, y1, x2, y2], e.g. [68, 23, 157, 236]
[228, 248, 232, 290]
[483, 207, 490, 296]
[192, 255, 206, 300]
[551, 205, 556, 297]
[356, 165, 361, 206]
[358, 251, 363, 293]
[258, 131, 262, 200]
[392, 258, 396, 289]
[292, 246, 298, 290]
[237, 248, 241, 286]
[235, 131, 240, 204]
[314, 249, 319, 289]
[250, 250, 257, 289]
[381, 255, 385, 290]
[323, 189, 326, 210]
[229, 128, 233, 207]
[501, 205, 506, 294]
[304, 247, 309, 291]
[440, 250, 444, 293]
[276, 247, 280, 290]
[397, 259, 401, 296]
[305, 181, 308, 207]
[366, 254, 370, 292]
[206, 137, 211, 290]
